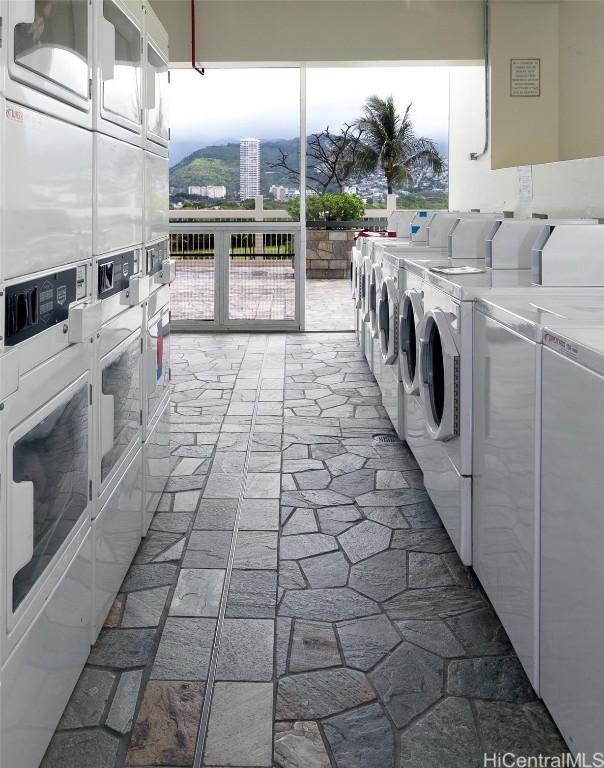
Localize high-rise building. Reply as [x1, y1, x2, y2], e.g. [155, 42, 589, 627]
[240, 138, 260, 200]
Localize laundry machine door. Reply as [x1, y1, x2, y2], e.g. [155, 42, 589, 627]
[418, 308, 460, 442]
[379, 278, 398, 365]
[7, 0, 91, 112]
[369, 264, 382, 338]
[144, 38, 169, 150]
[6, 371, 89, 633]
[399, 290, 424, 395]
[99, 329, 142, 488]
[98, 0, 143, 135]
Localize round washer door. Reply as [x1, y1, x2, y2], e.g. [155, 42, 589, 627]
[369, 264, 382, 338]
[418, 308, 460, 442]
[350, 255, 357, 300]
[379, 277, 398, 365]
[399, 290, 424, 395]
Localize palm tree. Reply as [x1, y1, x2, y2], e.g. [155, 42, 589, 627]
[355, 95, 443, 194]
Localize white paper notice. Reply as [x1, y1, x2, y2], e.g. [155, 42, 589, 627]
[518, 166, 533, 202]
[511, 59, 541, 97]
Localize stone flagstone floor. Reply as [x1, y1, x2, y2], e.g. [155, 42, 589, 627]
[43, 332, 568, 768]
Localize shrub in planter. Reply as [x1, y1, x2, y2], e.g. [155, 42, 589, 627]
[286, 192, 366, 223]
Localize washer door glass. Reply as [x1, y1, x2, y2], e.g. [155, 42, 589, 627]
[13, 0, 89, 100]
[102, 0, 141, 127]
[426, 319, 445, 427]
[12, 382, 89, 611]
[147, 42, 169, 141]
[101, 334, 141, 482]
[379, 288, 390, 353]
[419, 309, 459, 441]
[400, 292, 423, 394]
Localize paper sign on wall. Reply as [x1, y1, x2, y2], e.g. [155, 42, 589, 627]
[511, 59, 541, 97]
[517, 166, 533, 202]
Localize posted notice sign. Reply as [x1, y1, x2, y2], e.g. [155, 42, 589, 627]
[510, 59, 540, 97]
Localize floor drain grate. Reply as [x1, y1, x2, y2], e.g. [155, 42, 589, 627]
[372, 433, 398, 444]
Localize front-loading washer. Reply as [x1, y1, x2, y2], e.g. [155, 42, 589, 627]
[473, 289, 604, 695]
[539, 321, 604, 756]
[369, 259, 383, 383]
[0, 0, 93, 128]
[377, 250, 405, 438]
[0, 266, 100, 768]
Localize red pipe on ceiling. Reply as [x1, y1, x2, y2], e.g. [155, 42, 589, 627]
[191, 0, 205, 76]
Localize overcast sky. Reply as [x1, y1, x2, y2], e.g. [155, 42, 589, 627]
[169, 66, 450, 165]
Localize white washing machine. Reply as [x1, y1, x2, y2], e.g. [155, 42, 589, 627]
[473, 290, 604, 694]
[92, 0, 144, 146]
[0, 265, 100, 768]
[539, 323, 604, 757]
[368, 259, 383, 382]
[143, 0, 169, 158]
[361, 254, 374, 366]
[0, 0, 93, 128]
[377, 250, 405, 437]
[351, 244, 360, 336]
[0, 96, 92, 282]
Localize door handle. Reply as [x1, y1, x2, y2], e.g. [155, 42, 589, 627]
[9, 480, 34, 578]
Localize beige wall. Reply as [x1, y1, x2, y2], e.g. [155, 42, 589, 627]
[449, 66, 604, 218]
[150, 0, 484, 64]
[490, 1, 559, 168]
[558, 1, 604, 161]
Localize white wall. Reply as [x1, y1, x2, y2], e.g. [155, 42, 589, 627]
[150, 0, 483, 65]
[449, 66, 604, 218]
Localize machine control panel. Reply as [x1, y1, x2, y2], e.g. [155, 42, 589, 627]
[145, 239, 169, 277]
[97, 249, 140, 299]
[4, 265, 87, 346]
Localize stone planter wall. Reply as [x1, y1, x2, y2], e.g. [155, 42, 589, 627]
[306, 229, 355, 279]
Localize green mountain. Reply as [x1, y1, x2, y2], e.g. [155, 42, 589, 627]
[170, 139, 300, 197]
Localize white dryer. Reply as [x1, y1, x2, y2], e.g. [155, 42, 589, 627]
[0, 96, 92, 282]
[473, 291, 604, 694]
[0, 264, 100, 768]
[360, 254, 374, 366]
[0, 0, 93, 128]
[92, 0, 144, 146]
[351, 244, 361, 339]
[368, 258, 383, 381]
[377, 250, 405, 437]
[143, 0, 169, 158]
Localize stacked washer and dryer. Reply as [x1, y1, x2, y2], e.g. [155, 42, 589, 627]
[0, 2, 172, 766]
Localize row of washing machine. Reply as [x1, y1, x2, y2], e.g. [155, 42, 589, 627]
[0, 245, 172, 768]
[352, 213, 604, 756]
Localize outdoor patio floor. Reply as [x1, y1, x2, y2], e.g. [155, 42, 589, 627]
[43, 332, 568, 768]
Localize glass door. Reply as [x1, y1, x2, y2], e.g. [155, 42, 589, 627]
[100, 331, 142, 487]
[10, 0, 90, 109]
[9, 378, 89, 618]
[99, 0, 142, 133]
